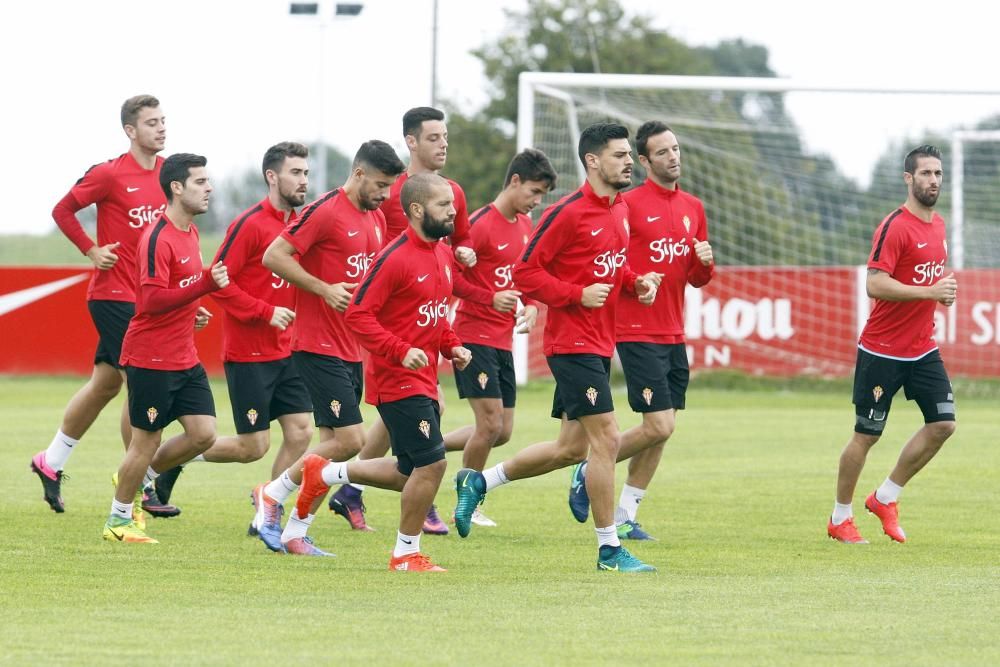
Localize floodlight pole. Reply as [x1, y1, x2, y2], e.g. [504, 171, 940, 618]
[290, 2, 364, 194]
[431, 0, 439, 107]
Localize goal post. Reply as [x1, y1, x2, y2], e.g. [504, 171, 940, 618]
[514, 72, 1000, 382]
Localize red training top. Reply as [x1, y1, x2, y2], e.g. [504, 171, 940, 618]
[379, 172, 471, 250]
[53, 152, 166, 302]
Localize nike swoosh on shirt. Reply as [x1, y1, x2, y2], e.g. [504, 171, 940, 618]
[348, 230, 360, 237]
[917, 242, 928, 248]
[126, 187, 140, 193]
[0, 273, 90, 317]
[497, 243, 509, 250]
[646, 216, 660, 222]
[417, 275, 429, 282]
[179, 257, 191, 264]
[591, 228, 603, 236]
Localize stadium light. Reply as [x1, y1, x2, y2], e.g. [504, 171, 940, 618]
[289, 1, 365, 194]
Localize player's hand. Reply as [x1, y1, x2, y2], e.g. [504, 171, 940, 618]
[451, 346, 472, 371]
[515, 304, 538, 334]
[210, 261, 229, 289]
[492, 289, 522, 313]
[269, 306, 295, 331]
[693, 239, 713, 266]
[455, 246, 477, 267]
[323, 282, 358, 312]
[636, 275, 658, 306]
[402, 347, 429, 370]
[581, 283, 612, 308]
[86, 242, 121, 270]
[640, 271, 664, 288]
[931, 272, 957, 306]
[194, 306, 211, 330]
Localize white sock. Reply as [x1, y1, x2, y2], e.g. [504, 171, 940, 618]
[876, 478, 903, 505]
[143, 466, 160, 488]
[831, 502, 853, 525]
[617, 484, 646, 523]
[265, 471, 299, 504]
[281, 509, 313, 542]
[349, 483, 365, 492]
[110, 499, 132, 521]
[483, 463, 509, 492]
[393, 531, 421, 558]
[596, 525, 620, 548]
[45, 430, 78, 471]
[321, 461, 349, 486]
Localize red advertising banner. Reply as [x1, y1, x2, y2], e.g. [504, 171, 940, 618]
[3, 266, 998, 378]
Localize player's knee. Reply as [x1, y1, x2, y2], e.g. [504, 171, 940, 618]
[239, 434, 270, 462]
[646, 417, 674, 443]
[476, 412, 504, 445]
[926, 419, 956, 442]
[494, 424, 513, 447]
[189, 429, 216, 453]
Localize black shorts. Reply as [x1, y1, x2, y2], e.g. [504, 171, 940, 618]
[547, 354, 614, 420]
[292, 351, 363, 429]
[224, 357, 313, 434]
[126, 364, 215, 432]
[852, 348, 955, 435]
[376, 396, 446, 476]
[617, 342, 689, 412]
[88, 300, 134, 369]
[453, 343, 516, 408]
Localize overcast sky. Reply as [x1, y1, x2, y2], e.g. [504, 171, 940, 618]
[1, 0, 998, 235]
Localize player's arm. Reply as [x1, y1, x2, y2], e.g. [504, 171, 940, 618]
[210, 225, 281, 324]
[140, 262, 229, 316]
[687, 208, 715, 287]
[344, 262, 412, 363]
[449, 185, 475, 266]
[263, 235, 354, 312]
[53, 165, 119, 268]
[513, 217, 585, 307]
[867, 269, 956, 305]
[451, 269, 497, 306]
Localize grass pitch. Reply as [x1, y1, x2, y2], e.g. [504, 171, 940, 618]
[1, 375, 997, 666]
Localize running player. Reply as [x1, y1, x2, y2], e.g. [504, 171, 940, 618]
[31, 95, 180, 518]
[827, 144, 957, 544]
[102, 153, 229, 543]
[448, 148, 556, 532]
[253, 140, 404, 555]
[296, 172, 472, 572]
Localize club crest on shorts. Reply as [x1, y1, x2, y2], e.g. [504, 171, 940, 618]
[246, 408, 258, 426]
[330, 400, 341, 419]
[585, 386, 598, 406]
[872, 385, 884, 403]
[418, 420, 431, 438]
[642, 387, 653, 405]
[477, 372, 489, 390]
[683, 215, 691, 233]
[146, 407, 158, 424]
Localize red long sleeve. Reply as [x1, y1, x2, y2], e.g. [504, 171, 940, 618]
[52, 192, 95, 255]
[140, 276, 216, 315]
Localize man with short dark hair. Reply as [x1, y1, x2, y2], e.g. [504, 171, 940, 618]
[32, 94, 184, 522]
[103, 153, 230, 543]
[185, 143, 315, 524]
[455, 123, 659, 573]
[447, 148, 556, 534]
[827, 144, 957, 544]
[255, 140, 405, 555]
[567, 121, 714, 542]
[295, 172, 472, 572]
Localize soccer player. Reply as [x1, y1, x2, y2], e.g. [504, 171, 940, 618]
[567, 121, 714, 541]
[102, 153, 230, 544]
[30, 95, 180, 518]
[448, 148, 556, 530]
[255, 140, 405, 555]
[454, 123, 660, 573]
[191, 142, 314, 489]
[295, 172, 472, 572]
[827, 144, 957, 544]
[348, 106, 476, 535]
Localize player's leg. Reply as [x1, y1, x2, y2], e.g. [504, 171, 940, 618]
[104, 425, 162, 543]
[272, 412, 313, 478]
[866, 353, 956, 543]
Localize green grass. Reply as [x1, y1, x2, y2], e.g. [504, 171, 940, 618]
[0, 233, 225, 266]
[1, 376, 997, 665]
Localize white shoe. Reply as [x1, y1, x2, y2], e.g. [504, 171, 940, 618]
[470, 507, 497, 527]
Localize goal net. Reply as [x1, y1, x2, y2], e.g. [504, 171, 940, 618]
[514, 73, 1000, 383]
